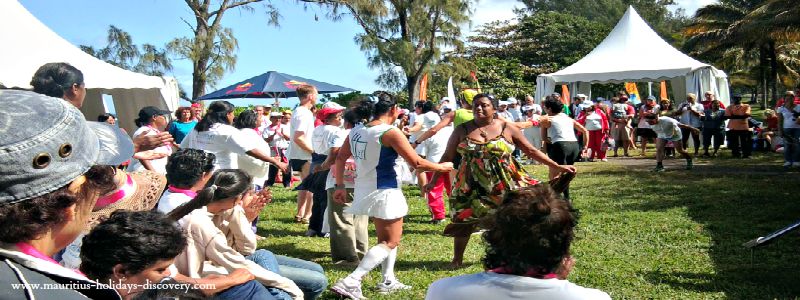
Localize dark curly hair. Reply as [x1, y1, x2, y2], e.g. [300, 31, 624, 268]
[30, 62, 84, 98]
[165, 149, 216, 188]
[0, 166, 116, 244]
[233, 110, 258, 130]
[80, 210, 186, 282]
[481, 185, 579, 276]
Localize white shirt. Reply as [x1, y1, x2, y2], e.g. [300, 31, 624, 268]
[584, 113, 604, 131]
[157, 190, 194, 226]
[651, 116, 683, 141]
[264, 122, 290, 148]
[677, 102, 705, 127]
[349, 124, 404, 194]
[778, 106, 800, 129]
[498, 110, 515, 121]
[547, 113, 578, 143]
[312, 125, 344, 156]
[288, 106, 315, 160]
[180, 123, 257, 170]
[426, 272, 611, 300]
[509, 107, 521, 121]
[325, 129, 352, 190]
[237, 128, 271, 183]
[128, 126, 172, 174]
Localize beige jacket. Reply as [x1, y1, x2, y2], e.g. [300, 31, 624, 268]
[213, 205, 257, 256]
[174, 207, 303, 299]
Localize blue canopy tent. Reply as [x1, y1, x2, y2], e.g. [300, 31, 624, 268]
[197, 71, 355, 107]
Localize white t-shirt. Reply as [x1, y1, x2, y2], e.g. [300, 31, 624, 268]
[128, 126, 172, 174]
[637, 105, 660, 129]
[778, 106, 800, 129]
[264, 122, 290, 149]
[677, 102, 705, 127]
[426, 272, 611, 300]
[651, 116, 683, 141]
[288, 106, 315, 160]
[180, 123, 257, 170]
[237, 128, 271, 183]
[498, 110, 515, 121]
[509, 107, 521, 122]
[157, 190, 194, 226]
[325, 129, 352, 190]
[312, 125, 344, 156]
[547, 113, 578, 143]
[584, 113, 604, 131]
[421, 111, 441, 131]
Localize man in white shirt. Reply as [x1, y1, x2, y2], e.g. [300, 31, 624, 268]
[497, 101, 514, 121]
[507, 97, 521, 122]
[646, 115, 698, 172]
[675, 93, 705, 155]
[288, 84, 318, 224]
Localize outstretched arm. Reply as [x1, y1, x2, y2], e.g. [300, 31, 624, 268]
[383, 128, 453, 173]
[415, 112, 455, 143]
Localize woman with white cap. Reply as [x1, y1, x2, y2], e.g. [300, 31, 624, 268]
[0, 89, 134, 299]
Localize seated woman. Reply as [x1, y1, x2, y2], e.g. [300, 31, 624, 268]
[80, 210, 272, 300]
[166, 170, 327, 300]
[426, 185, 611, 300]
[0, 90, 132, 300]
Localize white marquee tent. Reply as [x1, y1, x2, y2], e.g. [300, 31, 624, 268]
[0, 0, 180, 134]
[535, 6, 730, 106]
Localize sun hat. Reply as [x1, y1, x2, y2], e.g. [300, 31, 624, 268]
[507, 97, 518, 104]
[86, 170, 166, 230]
[0, 90, 134, 203]
[322, 101, 346, 110]
[270, 112, 283, 117]
[576, 94, 588, 99]
[317, 105, 346, 122]
[579, 100, 594, 110]
[499, 100, 509, 106]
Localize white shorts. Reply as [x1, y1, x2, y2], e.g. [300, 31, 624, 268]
[346, 188, 408, 220]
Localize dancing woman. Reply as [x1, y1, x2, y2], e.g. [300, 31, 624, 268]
[330, 94, 453, 299]
[426, 93, 576, 267]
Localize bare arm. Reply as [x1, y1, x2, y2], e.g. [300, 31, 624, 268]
[318, 146, 341, 171]
[406, 120, 424, 133]
[572, 120, 589, 151]
[247, 148, 287, 172]
[292, 131, 313, 153]
[382, 128, 452, 173]
[333, 138, 353, 204]
[507, 123, 562, 170]
[415, 112, 454, 143]
[426, 124, 465, 188]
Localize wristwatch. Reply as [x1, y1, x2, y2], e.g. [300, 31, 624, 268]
[334, 184, 346, 190]
[414, 140, 422, 145]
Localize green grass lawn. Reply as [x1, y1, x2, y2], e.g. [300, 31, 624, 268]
[256, 152, 800, 299]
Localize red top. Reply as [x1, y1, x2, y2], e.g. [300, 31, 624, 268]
[700, 100, 725, 110]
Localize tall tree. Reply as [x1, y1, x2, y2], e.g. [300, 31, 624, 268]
[80, 25, 172, 76]
[315, 0, 472, 104]
[168, 0, 281, 99]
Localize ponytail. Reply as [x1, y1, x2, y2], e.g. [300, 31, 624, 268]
[166, 169, 252, 222]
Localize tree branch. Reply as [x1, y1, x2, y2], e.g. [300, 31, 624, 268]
[341, 2, 390, 42]
[185, 0, 209, 28]
[180, 17, 196, 31]
[413, 8, 441, 80]
[210, 0, 262, 18]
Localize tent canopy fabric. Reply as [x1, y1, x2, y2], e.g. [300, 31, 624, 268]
[0, 0, 179, 134]
[535, 6, 730, 105]
[198, 71, 355, 101]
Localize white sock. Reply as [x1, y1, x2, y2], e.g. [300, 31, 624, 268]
[346, 244, 391, 282]
[381, 247, 398, 282]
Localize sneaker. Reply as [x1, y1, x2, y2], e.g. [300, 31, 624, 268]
[429, 219, 445, 225]
[600, 158, 608, 162]
[331, 279, 366, 299]
[376, 279, 412, 294]
[652, 165, 665, 172]
[686, 159, 693, 170]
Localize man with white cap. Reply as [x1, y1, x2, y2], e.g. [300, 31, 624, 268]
[507, 97, 521, 122]
[497, 100, 514, 121]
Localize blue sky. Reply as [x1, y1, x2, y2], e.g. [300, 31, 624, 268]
[18, 0, 710, 108]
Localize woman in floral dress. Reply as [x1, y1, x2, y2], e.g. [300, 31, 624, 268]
[425, 94, 577, 267]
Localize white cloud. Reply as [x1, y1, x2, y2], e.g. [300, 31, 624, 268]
[469, 0, 521, 31]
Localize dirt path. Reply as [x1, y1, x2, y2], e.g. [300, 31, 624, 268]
[598, 155, 795, 176]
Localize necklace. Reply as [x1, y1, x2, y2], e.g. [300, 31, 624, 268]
[473, 119, 492, 138]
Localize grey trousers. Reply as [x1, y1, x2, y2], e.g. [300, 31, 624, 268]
[326, 188, 369, 262]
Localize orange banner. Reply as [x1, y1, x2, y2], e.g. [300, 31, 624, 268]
[660, 81, 668, 100]
[561, 85, 570, 105]
[419, 73, 429, 101]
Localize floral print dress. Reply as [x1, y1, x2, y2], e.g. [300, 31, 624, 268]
[449, 134, 540, 224]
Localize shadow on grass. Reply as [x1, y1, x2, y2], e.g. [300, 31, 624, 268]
[593, 162, 800, 298]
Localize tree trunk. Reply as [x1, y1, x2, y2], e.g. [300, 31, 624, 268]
[768, 40, 779, 108]
[192, 58, 208, 100]
[406, 74, 421, 109]
[760, 44, 768, 109]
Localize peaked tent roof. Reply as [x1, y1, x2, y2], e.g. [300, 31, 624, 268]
[198, 71, 355, 100]
[543, 6, 713, 84]
[0, 0, 170, 90]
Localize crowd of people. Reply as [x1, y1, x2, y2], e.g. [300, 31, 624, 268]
[1, 61, 797, 300]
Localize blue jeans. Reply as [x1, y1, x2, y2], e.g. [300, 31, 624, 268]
[247, 249, 328, 300]
[783, 128, 800, 163]
[214, 280, 276, 300]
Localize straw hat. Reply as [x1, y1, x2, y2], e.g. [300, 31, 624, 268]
[86, 170, 167, 230]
